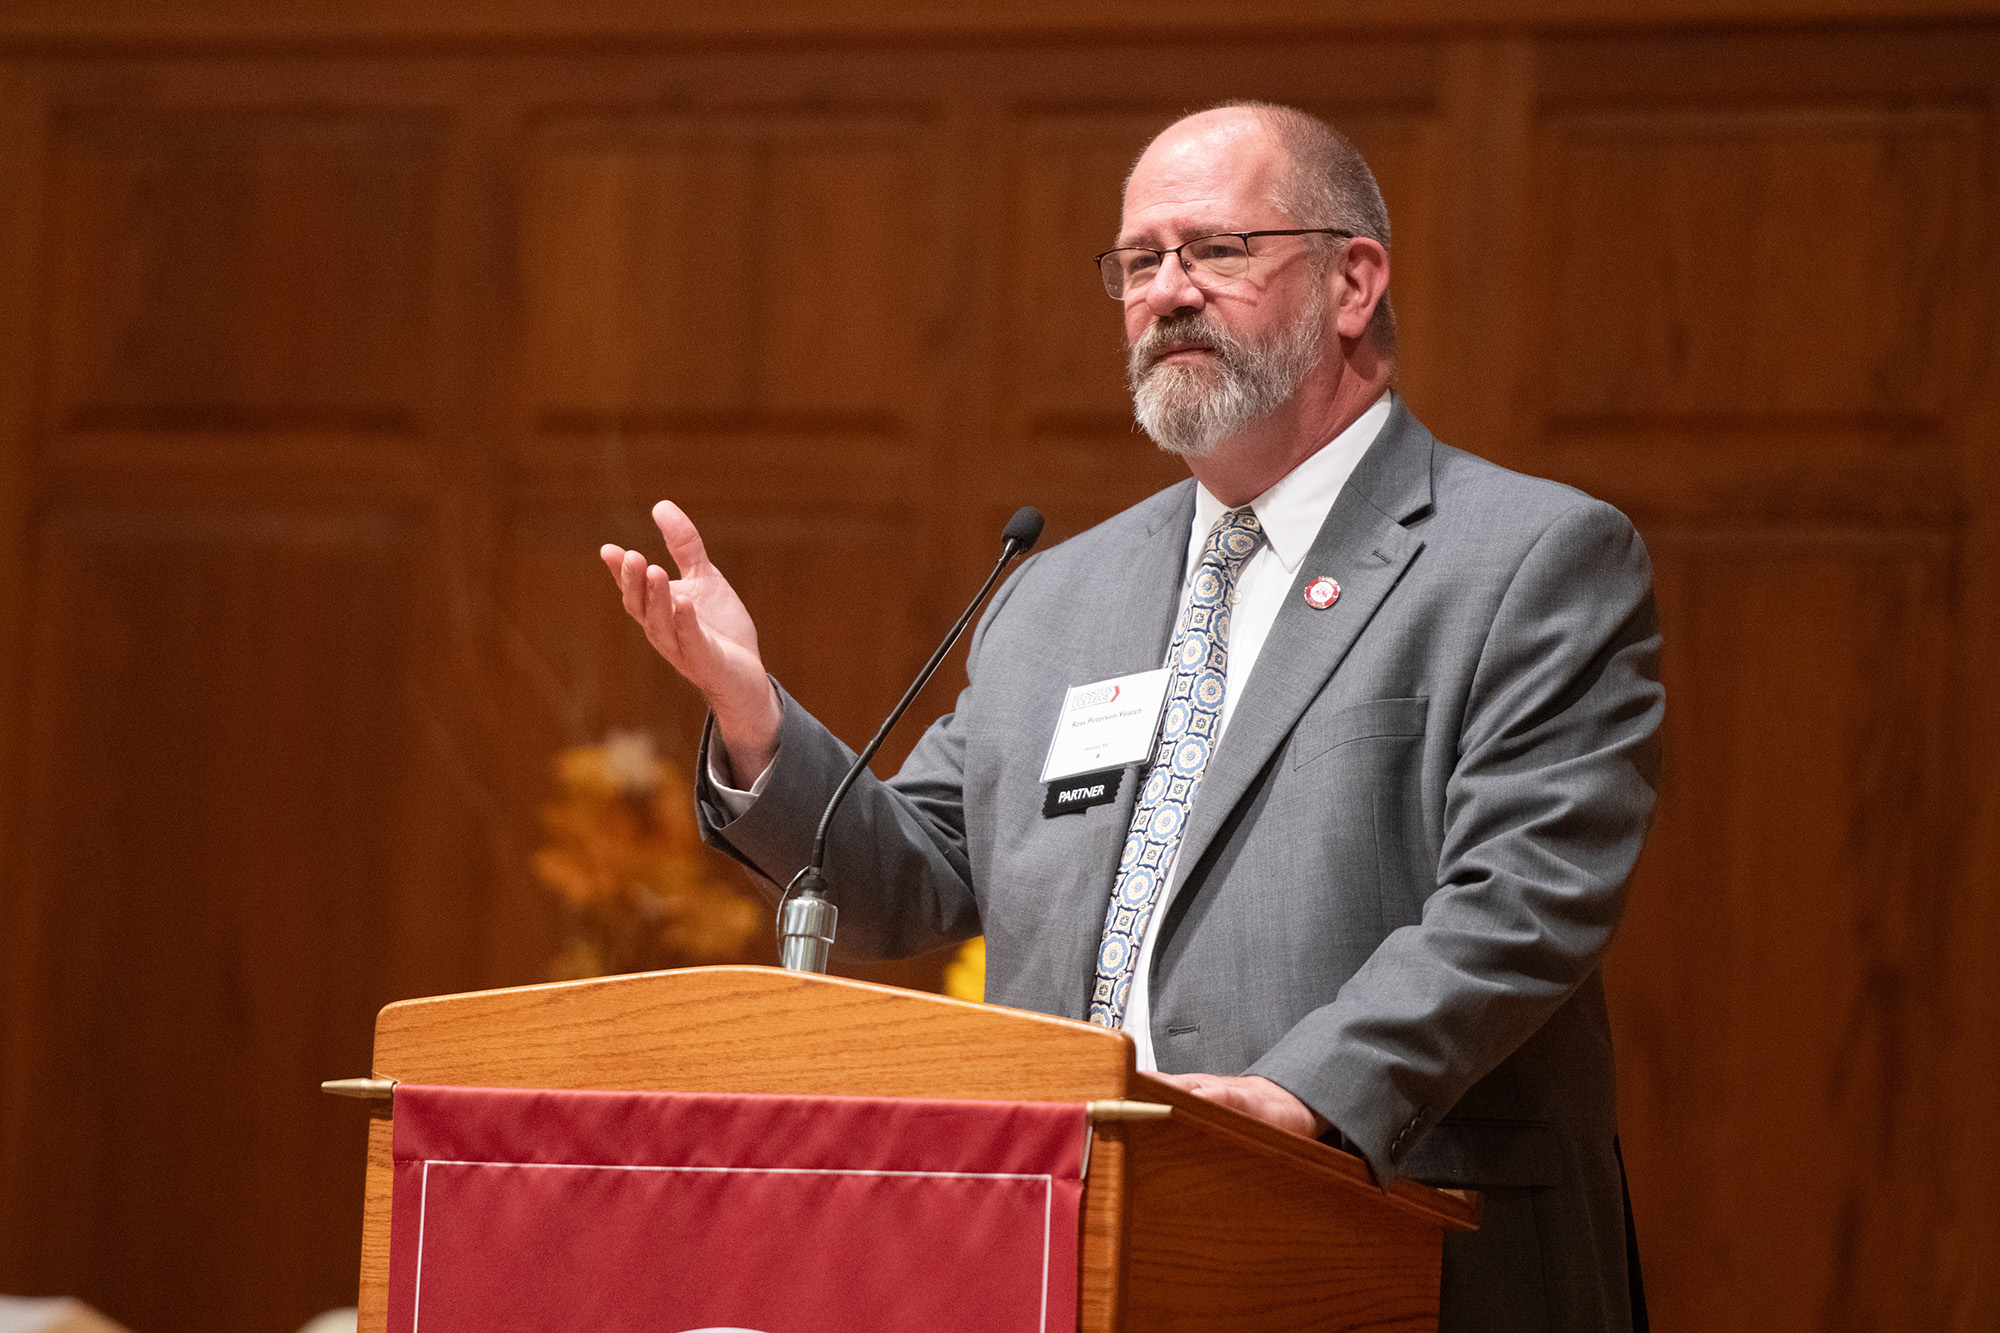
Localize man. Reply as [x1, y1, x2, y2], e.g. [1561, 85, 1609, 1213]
[604, 102, 1662, 1332]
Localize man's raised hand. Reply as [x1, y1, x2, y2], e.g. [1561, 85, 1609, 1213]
[601, 501, 782, 783]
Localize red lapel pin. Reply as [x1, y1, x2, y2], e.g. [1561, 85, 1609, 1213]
[1304, 576, 1341, 610]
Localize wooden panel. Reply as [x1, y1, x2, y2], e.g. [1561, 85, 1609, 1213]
[1080, 1128, 1131, 1333]
[1533, 424, 1958, 529]
[522, 113, 940, 434]
[1542, 109, 1978, 424]
[359, 1115, 394, 1332]
[45, 112, 439, 435]
[1007, 110, 1159, 434]
[1607, 528, 1959, 1332]
[1540, 25, 2000, 107]
[5, 0, 1999, 44]
[0, 62, 46, 1302]
[1, 508, 420, 1332]
[1122, 1114, 1444, 1330]
[1943, 126, 2000, 1325]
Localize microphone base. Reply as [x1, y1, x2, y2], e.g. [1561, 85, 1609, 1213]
[778, 893, 838, 974]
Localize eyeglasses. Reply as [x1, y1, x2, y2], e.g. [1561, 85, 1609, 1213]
[1094, 229, 1353, 299]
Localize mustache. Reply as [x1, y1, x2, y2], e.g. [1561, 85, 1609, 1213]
[1129, 314, 1240, 372]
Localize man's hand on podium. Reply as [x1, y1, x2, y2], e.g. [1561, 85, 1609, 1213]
[1151, 1072, 1332, 1140]
[602, 500, 782, 784]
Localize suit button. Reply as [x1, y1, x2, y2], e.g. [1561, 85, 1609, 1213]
[1389, 1108, 1427, 1162]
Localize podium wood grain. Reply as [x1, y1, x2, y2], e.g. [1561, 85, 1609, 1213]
[357, 965, 1475, 1331]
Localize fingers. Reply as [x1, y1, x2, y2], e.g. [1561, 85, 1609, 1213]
[601, 544, 638, 607]
[613, 548, 653, 624]
[1151, 1072, 1210, 1091]
[600, 544, 635, 588]
[1148, 1073, 1322, 1137]
[647, 566, 682, 649]
[650, 569, 724, 680]
[1159, 1073, 1247, 1118]
[1152, 1072, 1235, 1107]
[652, 500, 712, 579]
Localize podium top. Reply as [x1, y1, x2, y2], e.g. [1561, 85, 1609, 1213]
[374, 964, 1136, 1101]
[370, 964, 1477, 1231]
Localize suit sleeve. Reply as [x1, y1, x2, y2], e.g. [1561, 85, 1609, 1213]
[1247, 499, 1664, 1187]
[693, 554, 1044, 957]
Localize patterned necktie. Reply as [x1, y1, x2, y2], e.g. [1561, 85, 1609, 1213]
[1089, 506, 1264, 1029]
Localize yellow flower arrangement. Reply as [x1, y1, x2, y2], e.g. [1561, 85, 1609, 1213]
[534, 730, 761, 980]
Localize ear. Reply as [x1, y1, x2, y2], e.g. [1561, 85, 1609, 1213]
[1331, 237, 1390, 341]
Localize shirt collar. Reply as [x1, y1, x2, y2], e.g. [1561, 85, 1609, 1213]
[1188, 390, 1394, 577]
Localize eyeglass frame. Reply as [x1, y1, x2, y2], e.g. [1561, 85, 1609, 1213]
[1093, 228, 1355, 299]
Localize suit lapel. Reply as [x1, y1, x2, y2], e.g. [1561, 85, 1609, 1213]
[1058, 483, 1194, 692]
[1166, 405, 1435, 902]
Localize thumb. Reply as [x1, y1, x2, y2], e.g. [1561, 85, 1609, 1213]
[652, 500, 713, 579]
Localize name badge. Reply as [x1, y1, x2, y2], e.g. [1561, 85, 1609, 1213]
[1040, 668, 1170, 782]
[1043, 768, 1123, 818]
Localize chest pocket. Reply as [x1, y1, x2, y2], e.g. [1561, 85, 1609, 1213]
[1291, 696, 1429, 769]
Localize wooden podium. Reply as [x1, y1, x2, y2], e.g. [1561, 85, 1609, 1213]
[343, 965, 1478, 1332]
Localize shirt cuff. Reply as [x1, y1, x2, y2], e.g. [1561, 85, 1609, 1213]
[707, 737, 776, 818]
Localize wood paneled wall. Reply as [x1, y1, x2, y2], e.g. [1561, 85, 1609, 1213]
[1, 11, 1995, 1333]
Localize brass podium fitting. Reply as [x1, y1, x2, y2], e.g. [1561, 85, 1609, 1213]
[319, 1077, 1170, 1123]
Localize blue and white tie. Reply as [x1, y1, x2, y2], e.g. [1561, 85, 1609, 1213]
[1089, 506, 1264, 1029]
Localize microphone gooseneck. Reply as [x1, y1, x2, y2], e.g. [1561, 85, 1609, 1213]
[777, 506, 1044, 973]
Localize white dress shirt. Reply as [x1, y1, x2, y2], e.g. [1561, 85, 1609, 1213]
[713, 392, 1394, 1069]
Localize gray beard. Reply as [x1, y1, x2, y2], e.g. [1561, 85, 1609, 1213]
[1127, 291, 1326, 459]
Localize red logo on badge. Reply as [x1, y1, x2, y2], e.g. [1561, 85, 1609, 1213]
[1304, 576, 1341, 609]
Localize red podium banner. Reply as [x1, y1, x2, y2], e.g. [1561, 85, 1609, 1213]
[387, 1084, 1089, 1333]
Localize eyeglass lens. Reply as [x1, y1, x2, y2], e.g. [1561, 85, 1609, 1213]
[1099, 235, 1254, 298]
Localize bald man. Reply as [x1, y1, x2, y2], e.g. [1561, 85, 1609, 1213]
[606, 102, 1661, 1332]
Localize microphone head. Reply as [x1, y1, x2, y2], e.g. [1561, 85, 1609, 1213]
[1002, 506, 1045, 554]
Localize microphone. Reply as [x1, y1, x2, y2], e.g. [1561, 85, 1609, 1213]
[778, 506, 1045, 973]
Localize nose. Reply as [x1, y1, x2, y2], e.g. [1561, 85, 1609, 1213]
[1140, 248, 1205, 319]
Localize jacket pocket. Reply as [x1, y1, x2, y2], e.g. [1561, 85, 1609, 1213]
[1291, 695, 1429, 769]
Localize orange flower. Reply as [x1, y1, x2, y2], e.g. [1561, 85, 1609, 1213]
[534, 732, 761, 977]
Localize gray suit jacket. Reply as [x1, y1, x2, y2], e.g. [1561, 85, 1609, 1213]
[699, 401, 1663, 1332]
